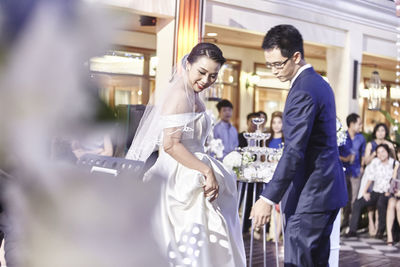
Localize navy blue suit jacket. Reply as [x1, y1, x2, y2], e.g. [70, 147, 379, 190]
[261, 67, 348, 216]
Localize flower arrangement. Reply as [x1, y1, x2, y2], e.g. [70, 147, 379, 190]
[241, 147, 283, 183]
[336, 118, 347, 146]
[223, 147, 284, 183]
[205, 138, 224, 159]
[223, 151, 254, 178]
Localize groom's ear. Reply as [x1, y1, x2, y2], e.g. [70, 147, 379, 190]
[293, 51, 302, 64]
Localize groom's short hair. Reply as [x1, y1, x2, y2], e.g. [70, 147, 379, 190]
[262, 24, 304, 59]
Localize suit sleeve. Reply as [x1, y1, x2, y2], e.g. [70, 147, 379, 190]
[261, 90, 316, 203]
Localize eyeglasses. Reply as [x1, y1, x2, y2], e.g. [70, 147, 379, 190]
[265, 56, 292, 69]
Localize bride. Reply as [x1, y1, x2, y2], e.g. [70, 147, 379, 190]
[126, 43, 246, 266]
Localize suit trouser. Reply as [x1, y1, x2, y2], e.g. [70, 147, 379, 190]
[283, 209, 339, 267]
[342, 174, 362, 228]
[349, 191, 388, 234]
[342, 174, 353, 228]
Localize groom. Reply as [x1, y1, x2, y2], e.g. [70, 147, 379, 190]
[250, 24, 347, 266]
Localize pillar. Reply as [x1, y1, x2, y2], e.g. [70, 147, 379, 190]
[155, 19, 175, 89]
[326, 30, 363, 124]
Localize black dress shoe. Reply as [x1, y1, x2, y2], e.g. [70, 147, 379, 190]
[344, 231, 357, 238]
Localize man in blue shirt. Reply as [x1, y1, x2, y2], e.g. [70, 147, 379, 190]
[340, 113, 366, 232]
[213, 99, 239, 159]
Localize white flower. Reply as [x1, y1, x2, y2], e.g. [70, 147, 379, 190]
[206, 138, 224, 159]
[337, 130, 347, 146]
[256, 167, 266, 179]
[223, 151, 242, 169]
[243, 166, 257, 181]
[242, 152, 254, 165]
[336, 118, 347, 146]
[256, 164, 275, 183]
[336, 118, 342, 132]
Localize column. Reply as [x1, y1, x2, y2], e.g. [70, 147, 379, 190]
[155, 19, 175, 89]
[326, 31, 363, 267]
[326, 30, 363, 123]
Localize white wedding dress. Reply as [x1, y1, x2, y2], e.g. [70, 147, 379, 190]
[145, 111, 246, 267]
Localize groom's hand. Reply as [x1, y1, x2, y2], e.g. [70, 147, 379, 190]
[249, 199, 272, 229]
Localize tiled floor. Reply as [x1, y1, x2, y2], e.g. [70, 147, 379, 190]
[339, 235, 400, 267]
[244, 233, 400, 267]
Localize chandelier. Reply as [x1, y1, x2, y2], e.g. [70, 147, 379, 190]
[367, 71, 383, 110]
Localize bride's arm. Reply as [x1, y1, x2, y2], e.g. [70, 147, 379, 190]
[163, 128, 219, 201]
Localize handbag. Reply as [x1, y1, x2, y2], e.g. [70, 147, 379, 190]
[389, 179, 400, 195]
[389, 160, 400, 195]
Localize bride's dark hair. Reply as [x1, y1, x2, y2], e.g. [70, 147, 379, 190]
[187, 42, 226, 65]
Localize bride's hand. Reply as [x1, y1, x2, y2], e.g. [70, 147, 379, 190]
[203, 169, 219, 202]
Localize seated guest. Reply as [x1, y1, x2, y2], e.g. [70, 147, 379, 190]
[346, 144, 393, 239]
[72, 133, 113, 159]
[386, 147, 400, 246]
[213, 99, 238, 159]
[360, 122, 395, 236]
[50, 137, 78, 163]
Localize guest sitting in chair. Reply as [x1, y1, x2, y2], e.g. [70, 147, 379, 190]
[386, 147, 400, 246]
[72, 133, 113, 159]
[346, 144, 394, 239]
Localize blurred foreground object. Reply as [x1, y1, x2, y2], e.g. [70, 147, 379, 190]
[0, 0, 165, 266]
[4, 165, 165, 267]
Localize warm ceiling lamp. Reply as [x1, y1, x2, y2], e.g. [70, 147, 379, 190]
[206, 32, 218, 37]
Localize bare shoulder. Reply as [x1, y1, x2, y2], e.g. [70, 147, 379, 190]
[365, 142, 372, 151]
